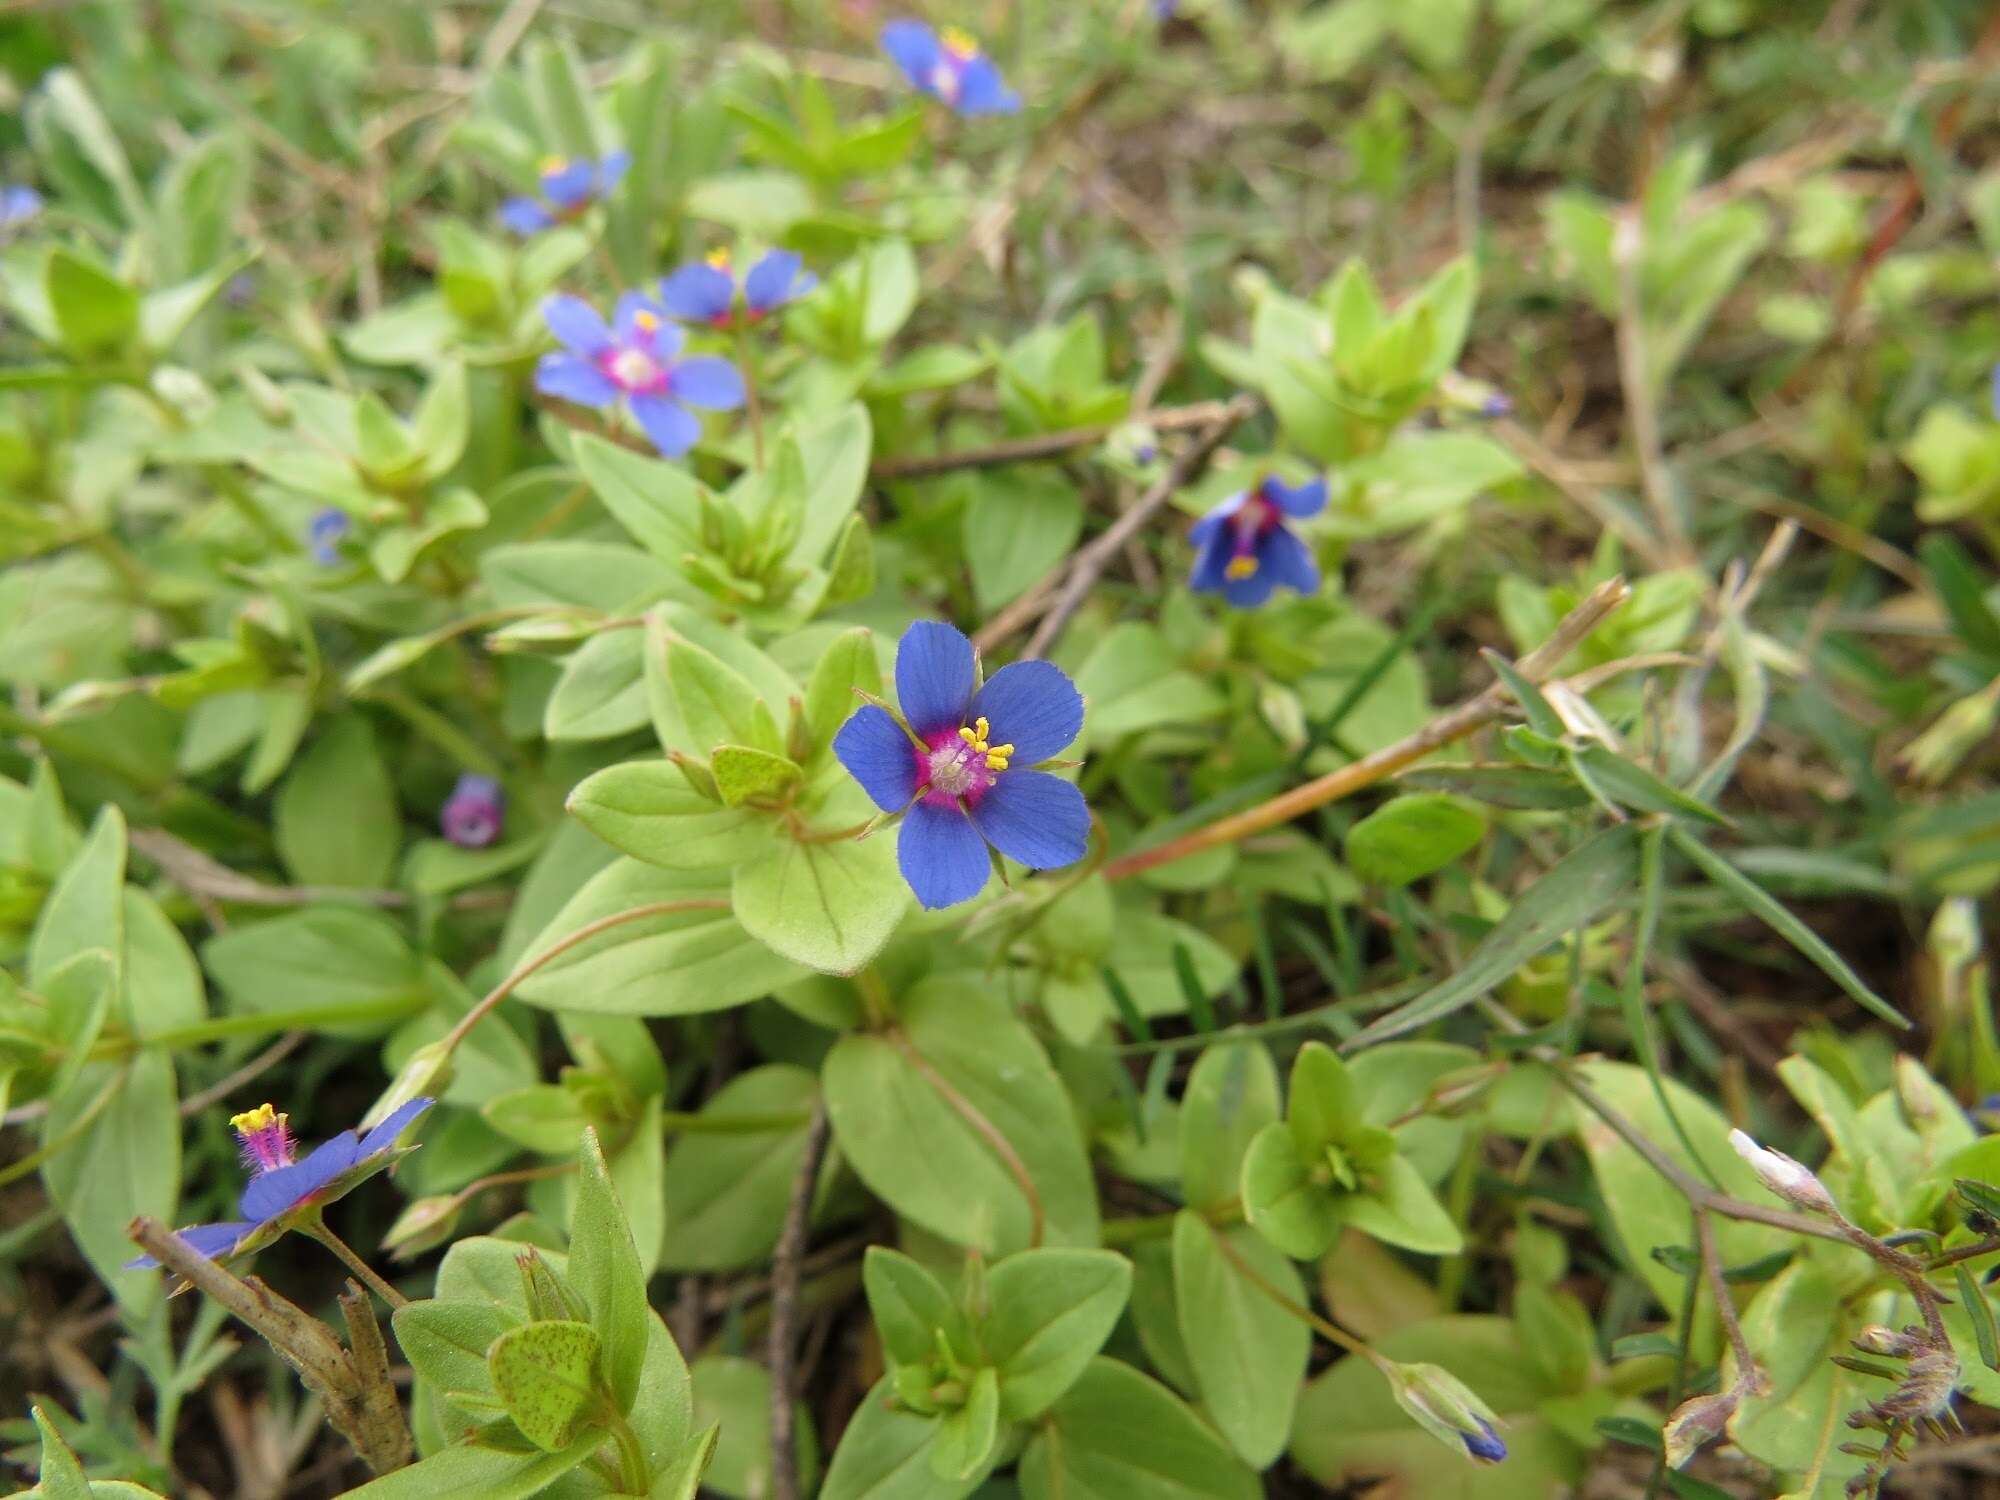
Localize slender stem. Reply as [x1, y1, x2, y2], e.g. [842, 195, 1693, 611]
[1695, 1207, 1762, 1388]
[439, 899, 730, 1057]
[1101, 1197, 1242, 1246]
[767, 1098, 830, 1500]
[0, 1066, 128, 1187]
[737, 324, 766, 472]
[1206, 1216, 1389, 1373]
[604, 1408, 649, 1496]
[873, 399, 1250, 482]
[302, 1215, 408, 1310]
[1924, 1235, 2000, 1272]
[889, 1030, 1044, 1247]
[1100, 578, 1632, 883]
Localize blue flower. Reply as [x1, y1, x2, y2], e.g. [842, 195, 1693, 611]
[441, 772, 504, 848]
[307, 507, 351, 565]
[1188, 474, 1327, 608]
[658, 249, 816, 329]
[127, 1099, 433, 1268]
[499, 151, 630, 235]
[0, 185, 42, 229]
[1463, 1418, 1508, 1464]
[880, 21, 1020, 116]
[832, 622, 1087, 910]
[1990, 361, 1999, 423]
[534, 291, 745, 457]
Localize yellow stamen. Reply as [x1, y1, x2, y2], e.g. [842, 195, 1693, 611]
[985, 743, 1014, 771]
[231, 1103, 283, 1135]
[706, 247, 733, 270]
[1225, 556, 1259, 580]
[538, 154, 571, 175]
[940, 26, 979, 57]
[634, 309, 660, 333]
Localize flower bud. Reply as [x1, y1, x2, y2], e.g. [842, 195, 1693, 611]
[1662, 1388, 1740, 1469]
[382, 1194, 463, 1260]
[364, 1042, 455, 1132]
[1727, 1128, 1836, 1215]
[441, 773, 505, 848]
[1386, 1361, 1508, 1465]
[1899, 677, 2000, 787]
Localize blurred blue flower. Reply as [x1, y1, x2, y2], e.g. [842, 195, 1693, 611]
[658, 249, 817, 329]
[1989, 361, 1999, 422]
[441, 772, 504, 848]
[0, 185, 42, 229]
[127, 1099, 433, 1268]
[534, 291, 745, 457]
[1463, 1418, 1508, 1463]
[833, 621, 1087, 910]
[880, 21, 1020, 116]
[499, 151, 630, 235]
[1479, 391, 1513, 419]
[1188, 474, 1326, 607]
[307, 507, 351, 565]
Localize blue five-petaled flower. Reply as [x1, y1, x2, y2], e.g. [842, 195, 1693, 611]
[833, 622, 1088, 910]
[127, 1099, 434, 1268]
[1188, 474, 1327, 608]
[658, 249, 816, 329]
[499, 152, 630, 235]
[880, 21, 1020, 116]
[535, 292, 746, 457]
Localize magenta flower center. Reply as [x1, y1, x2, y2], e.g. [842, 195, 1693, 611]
[913, 715, 1015, 808]
[605, 345, 666, 393]
[1226, 490, 1281, 577]
[232, 1104, 296, 1173]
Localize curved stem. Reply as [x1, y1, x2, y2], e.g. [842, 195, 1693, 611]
[889, 1029, 1045, 1248]
[301, 1214, 408, 1310]
[1206, 1216, 1389, 1373]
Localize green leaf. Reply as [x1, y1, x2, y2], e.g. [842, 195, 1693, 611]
[1172, 1212, 1309, 1467]
[573, 434, 704, 561]
[393, 1299, 515, 1411]
[1919, 534, 2000, 658]
[1345, 794, 1486, 886]
[983, 1248, 1133, 1420]
[1397, 765, 1593, 811]
[864, 1246, 971, 1366]
[1179, 1041, 1280, 1211]
[340, 1432, 600, 1499]
[1568, 744, 1730, 826]
[1346, 823, 1644, 1048]
[571, 1126, 650, 1413]
[794, 403, 875, 563]
[1667, 827, 1906, 1029]
[1958, 1264, 1999, 1372]
[545, 630, 649, 742]
[1480, 649, 1564, 738]
[1343, 1154, 1464, 1256]
[819, 1376, 985, 1500]
[45, 249, 138, 356]
[692, 1356, 820, 1500]
[931, 1365, 1000, 1481]
[512, 858, 801, 1016]
[1018, 1357, 1259, 1500]
[965, 470, 1084, 612]
[1241, 1121, 1341, 1259]
[487, 1319, 601, 1450]
[202, 907, 428, 1036]
[824, 982, 1100, 1253]
[566, 760, 766, 871]
[30, 1405, 92, 1500]
[43, 1051, 177, 1314]
[658, 633, 783, 756]
[711, 744, 804, 808]
[275, 714, 400, 889]
[29, 804, 125, 997]
[731, 834, 907, 975]
[662, 1065, 822, 1271]
[804, 627, 885, 754]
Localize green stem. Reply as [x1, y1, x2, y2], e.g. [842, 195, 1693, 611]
[1100, 1197, 1243, 1246]
[91, 994, 430, 1059]
[301, 1212, 408, 1309]
[736, 323, 766, 472]
[660, 1108, 812, 1135]
[603, 1406, 648, 1495]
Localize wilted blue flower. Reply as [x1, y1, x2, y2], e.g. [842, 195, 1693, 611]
[1188, 474, 1326, 607]
[658, 249, 817, 329]
[127, 1099, 433, 1268]
[0, 185, 42, 229]
[833, 621, 1087, 910]
[441, 772, 504, 848]
[499, 151, 630, 235]
[307, 507, 351, 565]
[880, 21, 1020, 116]
[534, 291, 745, 457]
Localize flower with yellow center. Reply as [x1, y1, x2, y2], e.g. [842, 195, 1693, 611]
[957, 715, 1015, 772]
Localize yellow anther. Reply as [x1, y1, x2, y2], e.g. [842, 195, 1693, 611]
[231, 1103, 283, 1135]
[634, 309, 660, 333]
[940, 26, 979, 57]
[958, 716, 994, 754]
[984, 742, 1014, 771]
[1225, 556, 1259, 580]
[706, 247, 734, 269]
[538, 154, 571, 175]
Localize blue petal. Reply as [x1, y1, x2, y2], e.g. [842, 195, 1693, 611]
[658, 263, 735, 323]
[541, 159, 596, 207]
[1, 185, 43, 226]
[834, 705, 921, 813]
[895, 621, 976, 739]
[899, 801, 990, 909]
[1257, 524, 1320, 595]
[615, 291, 672, 346]
[743, 250, 804, 312]
[1463, 1419, 1508, 1463]
[1188, 491, 1246, 549]
[1221, 564, 1280, 609]
[1188, 529, 1232, 593]
[1261, 475, 1328, 518]
[535, 352, 618, 408]
[970, 771, 1088, 871]
[668, 356, 745, 411]
[881, 20, 944, 93]
[239, 1132, 360, 1222]
[596, 151, 631, 193]
[953, 58, 1019, 115]
[499, 197, 553, 235]
[356, 1097, 435, 1158]
[125, 1221, 255, 1269]
[968, 661, 1083, 764]
[1991, 361, 2000, 423]
[542, 294, 612, 356]
[628, 393, 702, 457]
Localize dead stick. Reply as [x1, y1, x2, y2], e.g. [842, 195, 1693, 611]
[767, 1099, 831, 1500]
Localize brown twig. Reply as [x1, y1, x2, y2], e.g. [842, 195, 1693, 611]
[1695, 1207, 1763, 1387]
[766, 1098, 830, 1500]
[1100, 576, 1632, 882]
[871, 398, 1246, 482]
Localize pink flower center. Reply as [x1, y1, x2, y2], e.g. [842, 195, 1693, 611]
[605, 346, 665, 393]
[231, 1104, 296, 1173]
[1226, 491, 1280, 578]
[912, 717, 1014, 809]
